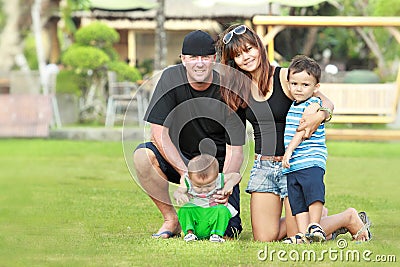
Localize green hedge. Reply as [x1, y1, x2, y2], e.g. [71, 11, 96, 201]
[75, 22, 119, 49]
[56, 69, 85, 96]
[62, 45, 110, 70]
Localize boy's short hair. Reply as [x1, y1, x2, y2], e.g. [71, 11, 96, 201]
[287, 55, 321, 83]
[188, 154, 219, 179]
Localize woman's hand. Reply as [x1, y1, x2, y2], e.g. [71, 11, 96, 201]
[297, 107, 325, 138]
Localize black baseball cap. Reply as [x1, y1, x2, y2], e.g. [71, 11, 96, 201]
[181, 30, 216, 56]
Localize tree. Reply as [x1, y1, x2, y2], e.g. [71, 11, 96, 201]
[333, 0, 399, 80]
[154, 0, 166, 71]
[0, 1, 32, 71]
[61, 22, 142, 122]
[268, 1, 339, 60]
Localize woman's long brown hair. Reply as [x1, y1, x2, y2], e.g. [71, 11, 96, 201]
[216, 24, 274, 111]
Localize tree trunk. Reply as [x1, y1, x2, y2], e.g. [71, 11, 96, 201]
[302, 27, 318, 56]
[43, 0, 61, 63]
[46, 17, 61, 63]
[32, 0, 47, 92]
[355, 27, 390, 79]
[0, 1, 23, 71]
[154, 0, 166, 72]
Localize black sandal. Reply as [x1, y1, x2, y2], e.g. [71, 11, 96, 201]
[283, 233, 309, 244]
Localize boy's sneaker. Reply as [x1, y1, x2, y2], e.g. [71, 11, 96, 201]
[209, 234, 225, 243]
[282, 233, 309, 244]
[184, 233, 198, 242]
[306, 223, 326, 243]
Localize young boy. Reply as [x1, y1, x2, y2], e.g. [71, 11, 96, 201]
[174, 154, 241, 243]
[282, 55, 330, 244]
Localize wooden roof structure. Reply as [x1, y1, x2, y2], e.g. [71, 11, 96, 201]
[252, 15, 400, 124]
[252, 15, 400, 62]
[252, 15, 400, 84]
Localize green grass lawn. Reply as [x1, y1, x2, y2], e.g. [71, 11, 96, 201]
[0, 139, 399, 266]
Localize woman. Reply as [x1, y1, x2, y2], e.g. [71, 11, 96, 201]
[216, 24, 371, 243]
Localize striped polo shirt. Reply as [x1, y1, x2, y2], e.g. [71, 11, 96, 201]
[282, 97, 327, 174]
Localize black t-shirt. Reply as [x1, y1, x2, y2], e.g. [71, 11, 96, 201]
[245, 67, 293, 156]
[144, 64, 246, 167]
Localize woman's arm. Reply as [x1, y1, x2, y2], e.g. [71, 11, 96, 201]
[297, 90, 334, 138]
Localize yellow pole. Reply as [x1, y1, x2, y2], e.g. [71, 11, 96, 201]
[267, 25, 274, 63]
[128, 30, 136, 67]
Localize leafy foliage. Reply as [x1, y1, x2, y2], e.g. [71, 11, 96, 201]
[370, 0, 400, 70]
[0, 0, 5, 33]
[108, 61, 142, 82]
[62, 44, 110, 71]
[75, 22, 119, 49]
[59, 21, 142, 123]
[60, 0, 91, 36]
[23, 34, 38, 70]
[56, 69, 85, 96]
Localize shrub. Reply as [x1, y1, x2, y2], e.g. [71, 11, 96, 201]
[75, 22, 119, 49]
[108, 61, 142, 82]
[62, 45, 110, 71]
[23, 34, 39, 70]
[56, 69, 84, 96]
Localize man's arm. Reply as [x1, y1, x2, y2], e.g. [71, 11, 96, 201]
[297, 90, 334, 138]
[213, 144, 243, 205]
[222, 144, 243, 173]
[151, 123, 188, 183]
[220, 172, 242, 196]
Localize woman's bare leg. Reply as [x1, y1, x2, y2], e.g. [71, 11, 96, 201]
[250, 192, 283, 242]
[283, 197, 298, 238]
[320, 208, 370, 241]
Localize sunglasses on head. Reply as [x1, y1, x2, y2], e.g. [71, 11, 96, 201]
[222, 25, 247, 44]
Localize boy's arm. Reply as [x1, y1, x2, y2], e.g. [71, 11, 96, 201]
[173, 184, 189, 205]
[283, 102, 321, 168]
[282, 130, 306, 168]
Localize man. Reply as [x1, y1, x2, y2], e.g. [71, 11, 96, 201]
[133, 30, 246, 239]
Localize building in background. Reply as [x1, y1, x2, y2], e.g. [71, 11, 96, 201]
[74, 0, 279, 68]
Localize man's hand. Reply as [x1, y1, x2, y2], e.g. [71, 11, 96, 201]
[212, 190, 230, 205]
[213, 172, 241, 204]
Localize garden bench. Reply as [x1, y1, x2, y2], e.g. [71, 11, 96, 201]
[319, 82, 399, 124]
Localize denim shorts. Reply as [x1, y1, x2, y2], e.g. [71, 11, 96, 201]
[135, 142, 181, 184]
[245, 156, 288, 199]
